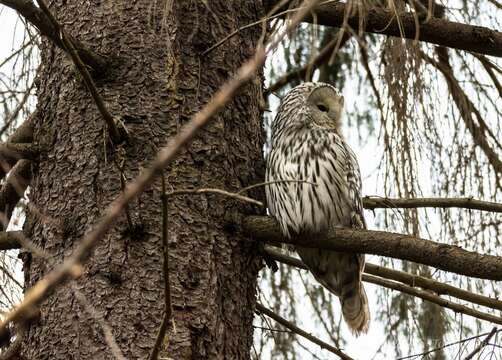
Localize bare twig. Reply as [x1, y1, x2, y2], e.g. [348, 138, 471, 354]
[363, 196, 502, 213]
[0, 0, 320, 340]
[397, 328, 502, 360]
[463, 327, 498, 360]
[255, 303, 353, 360]
[0, 0, 106, 73]
[264, 247, 502, 313]
[167, 188, 263, 207]
[366, 275, 502, 326]
[422, 49, 502, 175]
[148, 174, 173, 360]
[243, 215, 502, 280]
[35, 0, 123, 144]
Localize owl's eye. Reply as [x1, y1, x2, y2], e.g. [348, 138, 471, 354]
[317, 104, 328, 112]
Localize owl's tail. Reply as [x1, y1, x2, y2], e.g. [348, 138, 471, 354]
[340, 282, 370, 335]
[296, 247, 370, 335]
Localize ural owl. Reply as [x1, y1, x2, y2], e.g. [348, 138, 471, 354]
[265, 82, 370, 334]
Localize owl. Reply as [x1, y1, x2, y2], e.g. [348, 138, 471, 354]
[265, 82, 370, 334]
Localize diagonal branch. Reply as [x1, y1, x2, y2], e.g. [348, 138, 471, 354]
[35, 0, 123, 144]
[463, 327, 498, 360]
[365, 275, 502, 327]
[264, 1, 502, 57]
[421, 48, 502, 175]
[0, 116, 34, 181]
[0, 159, 32, 230]
[264, 247, 502, 313]
[266, 249, 502, 327]
[0, 0, 106, 74]
[255, 303, 353, 360]
[243, 215, 502, 281]
[363, 196, 502, 213]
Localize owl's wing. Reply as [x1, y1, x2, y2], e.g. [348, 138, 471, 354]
[265, 147, 301, 237]
[345, 146, 366, 230]
[343, 144, 367, 275]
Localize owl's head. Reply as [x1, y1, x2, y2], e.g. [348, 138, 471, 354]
[272, 82, 344, 137]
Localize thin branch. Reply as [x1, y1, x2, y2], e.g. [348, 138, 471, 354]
[365, 275, 502, 327]
[363, 196, 502, 213]
[397, 328, 502, 360]
[422, 48, 502, 175]
[472, 53, 502, 98]
[167, 188, 263, 207]
[264, 1, 502, 57]
[264, 247, 502, 313]
[35, 0, 123, 144]
[255, 303, 353, 360]
[464, 327, 498, 360]
[243, 215, 502, 280]
[148, 174, 173, 360]
[0, 0, 106, 73]
[0, 0, 320, 339]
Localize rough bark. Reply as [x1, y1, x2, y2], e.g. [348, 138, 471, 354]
[22, 2, 264, 359]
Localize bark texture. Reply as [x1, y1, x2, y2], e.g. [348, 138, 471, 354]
[22, 1, 264, 359]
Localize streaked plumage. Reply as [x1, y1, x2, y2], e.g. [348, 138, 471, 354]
[265, 82, 370, 334]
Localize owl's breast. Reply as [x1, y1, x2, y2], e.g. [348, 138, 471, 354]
[266, 131, 353, 237]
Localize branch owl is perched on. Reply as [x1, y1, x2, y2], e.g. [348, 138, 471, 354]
[265, 82, 370, 334]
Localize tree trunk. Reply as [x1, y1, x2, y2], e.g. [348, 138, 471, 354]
[22, 1, 264, 359]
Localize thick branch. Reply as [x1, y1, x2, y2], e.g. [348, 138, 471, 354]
[363, 196, 502, 213]
[366, 275, 502, 326]
[0, 0, 106, 74]
[0, 143, 38, 163]
[264, 1, 502, 57]
[264, 248, 502, 313]
[0, 160, 32, 230]
[0, 116, 35, 181]
[0, 231, 22, 250]
[244, 216, 502, 280]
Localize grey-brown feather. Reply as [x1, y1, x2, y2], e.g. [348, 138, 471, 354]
[265, 82, 370, 334]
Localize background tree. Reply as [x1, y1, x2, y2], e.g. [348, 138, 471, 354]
[0, 0, 500, 359]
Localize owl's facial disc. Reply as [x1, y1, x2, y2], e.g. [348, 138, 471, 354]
[307, 86, 344, 129]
